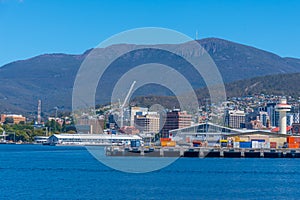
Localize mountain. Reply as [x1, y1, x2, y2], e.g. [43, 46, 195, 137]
[225, 72, 300, 97]
[0, 38, 300, 113]
[131, 72, 300, 109]
[199, 38, 300, 82]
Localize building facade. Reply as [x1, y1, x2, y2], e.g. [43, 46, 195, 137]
[130, 106, 148, 126]
[0, 114, 26, 124]
[162, 110, 192, 137]
[134, 112, 160, 133]
[225, 110, 246, 129]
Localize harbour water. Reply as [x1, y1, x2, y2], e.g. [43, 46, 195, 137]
[1, 145, 300, 199]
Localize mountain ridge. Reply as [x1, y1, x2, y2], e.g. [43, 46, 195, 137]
[0, 37, 300, 114]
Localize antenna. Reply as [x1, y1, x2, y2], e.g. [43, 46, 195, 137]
[37, 100, 41, 124]
[195, 30, 198, 40]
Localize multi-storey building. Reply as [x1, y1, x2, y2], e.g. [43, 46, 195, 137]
[0, 114, 26, 124]
[134, 112, 160, 133]
[130, 106, 148, 126]
[161, 110, 192, 137]
[225, 110, 245, 128]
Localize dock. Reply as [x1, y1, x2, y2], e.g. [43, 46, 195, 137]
[105, 146, 300, 158]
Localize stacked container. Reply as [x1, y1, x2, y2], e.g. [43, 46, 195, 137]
[130, 140, 141, 147]
[239, 142, 252, 148]
[160, 138, 176, 147]
[233, 142, 240, 148]
[193, 140, 202, 147]
[270, 142, 277, 148]
[287, 136, 300, 149]
[251, 139, 265, 149]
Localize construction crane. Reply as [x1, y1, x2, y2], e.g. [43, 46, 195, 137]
[120, 81, 136, 128]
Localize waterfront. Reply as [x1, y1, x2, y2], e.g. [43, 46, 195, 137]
[1, 145, 300, 199]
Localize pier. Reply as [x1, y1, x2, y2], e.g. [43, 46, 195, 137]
[106, 146, 300, 158]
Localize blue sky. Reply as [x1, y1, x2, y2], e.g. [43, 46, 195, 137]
[0, 0, 299, 66]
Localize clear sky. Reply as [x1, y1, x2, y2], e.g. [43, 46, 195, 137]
[1, 0, 300, 66]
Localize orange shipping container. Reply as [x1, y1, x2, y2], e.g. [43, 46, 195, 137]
[161, 141, 176, 147]
[287, 136, 300, 144]
[160, 138, 171, 142]
[193, 140, 202, 144]
[288, 143, 299, 148]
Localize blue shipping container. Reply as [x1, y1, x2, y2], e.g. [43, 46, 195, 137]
[251, 139, 265, 142]
[136, 140, 141, 147]
[240, 142, 252, 148]
[131, 140, 141, 147]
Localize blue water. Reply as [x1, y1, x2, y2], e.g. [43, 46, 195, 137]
[1, 145, 300, 199]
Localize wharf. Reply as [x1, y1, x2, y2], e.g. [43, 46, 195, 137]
[105, 146, 300, 158]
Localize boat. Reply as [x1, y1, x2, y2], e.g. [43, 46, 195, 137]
[0, 139, 7, 144]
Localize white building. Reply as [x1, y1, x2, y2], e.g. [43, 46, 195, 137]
[47, 134, 142, 146]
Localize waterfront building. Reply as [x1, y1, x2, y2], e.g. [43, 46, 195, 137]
[134, 112, 160, 133]
[259, 111, 270, 127]
[130, 106, 148, 126]
[162, 110, 192, 137]
[266, 103, 279, 127]
[292, 123, 300, 134]
[244, 120, 263, 130]
[47, 133, 142, 145]
[287, 113, 294, 126]
[292, 113, 300, 123]
[225, 110, 245, 129]
[76, 116, 105, 134]
[0, 114, 26, 124]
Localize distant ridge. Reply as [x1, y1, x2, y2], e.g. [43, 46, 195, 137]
[131, 72, 300, 109]
[0, 38, 300, 113]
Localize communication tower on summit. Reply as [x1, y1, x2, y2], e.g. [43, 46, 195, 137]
[37, 100, 41, 124]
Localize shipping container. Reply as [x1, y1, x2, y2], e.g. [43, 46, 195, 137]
[258, 142, 265, 149]
[130, 140, 141, 147]
[288, 143, 299, 148]
[239, 142, 252, 148]
[233, 142, 240, 148]
[252, 141, 259, 149]
[287, 136, 300, 144]
[221, 142, 227, 147]
[160, 138, 171, 142]
[251, 139, 265, 142]
[161, 141, 176, 147]
[270, 142, 277, 148]
[264, 142, 270, 149]
[193, 140, 202, 144]
[220, 139, 228, 143]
